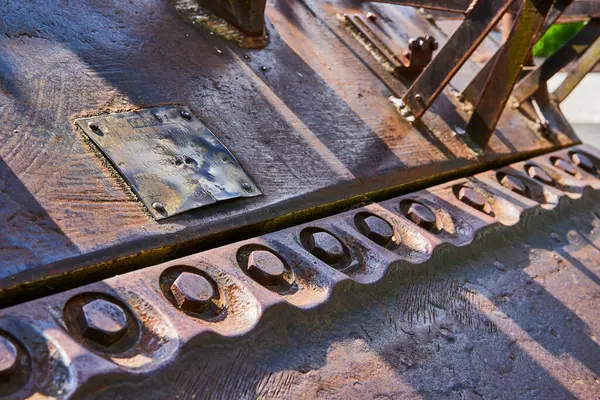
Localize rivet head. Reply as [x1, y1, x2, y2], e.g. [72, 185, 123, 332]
[553, 158, 578, 176]
[457, 187, 490, 214]
[171, 272, 215, 313]
[247, 250, 286, 286]
[242, 182, 252, 192]
[77, 299, 128, 346]
[152, 202, 166, 213]
[415, 94, 423, 103]
[357, 215, 394, 247]
[305, 231, 345, 265]
[180, 110, 191, 120]
[527, 165, 553, 185]
[571, 153, 597, 174]
[88, 122, 99, 131]
[500, 175, 528, 196]
[0, 335, 18, 381]
[406, 202, 436, 231]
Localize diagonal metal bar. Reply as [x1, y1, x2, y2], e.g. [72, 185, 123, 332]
[364, 0, 473, 13]
[512, 18, 600, 104]
[465, 0, 554, 149]
[397, 0, 516, 120]
[552, 35, 600, 102]
[462, 0, 575, 105]
[542, 0, 577, 32]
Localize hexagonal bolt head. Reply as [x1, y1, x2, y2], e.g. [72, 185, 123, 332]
[571, 153, 597, 174]
[247, 250, 286, 286]
[500, 175, 528, 196]
[457, 187, 491, 214]
[553, 158, 578, 176]
[527, 165, 553, 185]
[0, 335, 18, 381]
[305, 231, 345, 265]
[357, 215, 394, 247]
[406, 203, 436, 231]
[171, 272, 216, 313]
[77, 299, 128, 346]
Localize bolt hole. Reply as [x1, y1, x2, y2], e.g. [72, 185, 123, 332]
[159, 266, 226, 321]
[62, 293, 139, 354]
[236, 244, 297, 294]
[299, 228, 353, 271]
[184, 157, 196, 166]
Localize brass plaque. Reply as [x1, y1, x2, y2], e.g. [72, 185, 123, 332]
[75, 106, 260, 220]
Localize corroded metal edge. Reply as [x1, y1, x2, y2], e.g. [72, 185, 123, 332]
[1, 144, 599, 399]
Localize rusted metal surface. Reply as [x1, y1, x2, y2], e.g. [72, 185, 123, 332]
[513, 18, 600, 105]
[395, 0, 514, 120]
[75, 106, 260, 220]
[0, 0, 574, 304]
[1, 1, 600, 398]
[366, 0, 473, 13]
[0, 144, 599, 399]
[343, 13, 439, 74]
[553, 35, 600, 103]
[466, 0, 554, 149]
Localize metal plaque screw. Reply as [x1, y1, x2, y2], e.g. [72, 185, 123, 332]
[305, 231, 345, 265]
[77, 299, 128, 346]
[88, 122, 99, 131]
[526, 165, 553, 185]
[180, 110, 191, 120]
[0, 335, 18, 381]
[406, 202, 436, 231]
[357, 215, 394, 247]
[553, 158, 578, 176]
[571, 153, 597, 174]
[171, 272, 215, 313]
[242, 182, 252, 192]
[499, 175, 528, 196]
[457, 187, 491, 214]
[152, 202, 166, 213]
[247, 250, 286, 286]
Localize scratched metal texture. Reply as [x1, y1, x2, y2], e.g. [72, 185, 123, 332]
[74, 106, 261, 220]
[0, 0, 579, 300]
[0, 144, 598, 399]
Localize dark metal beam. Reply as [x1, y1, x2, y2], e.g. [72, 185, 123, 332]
[397, 0, 515, 120]
[466, 0, 554, 149]
[512, 18, 600, 105]
[196, 0, 267, 35]
[552, 35, 600, 102]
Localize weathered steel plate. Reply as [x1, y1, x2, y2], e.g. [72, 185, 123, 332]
[75, 106, 261, 220]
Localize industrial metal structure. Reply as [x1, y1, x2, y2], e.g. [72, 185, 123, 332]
[0, 0, 599, 398]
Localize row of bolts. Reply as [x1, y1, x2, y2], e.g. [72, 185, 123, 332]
[0, 152, 596, 385]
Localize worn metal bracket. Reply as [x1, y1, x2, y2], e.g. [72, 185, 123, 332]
[75, 106, 261, 220]
[343, 13, 438, 76]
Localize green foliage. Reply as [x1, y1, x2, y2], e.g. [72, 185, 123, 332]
[533, 21, 586, 57]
